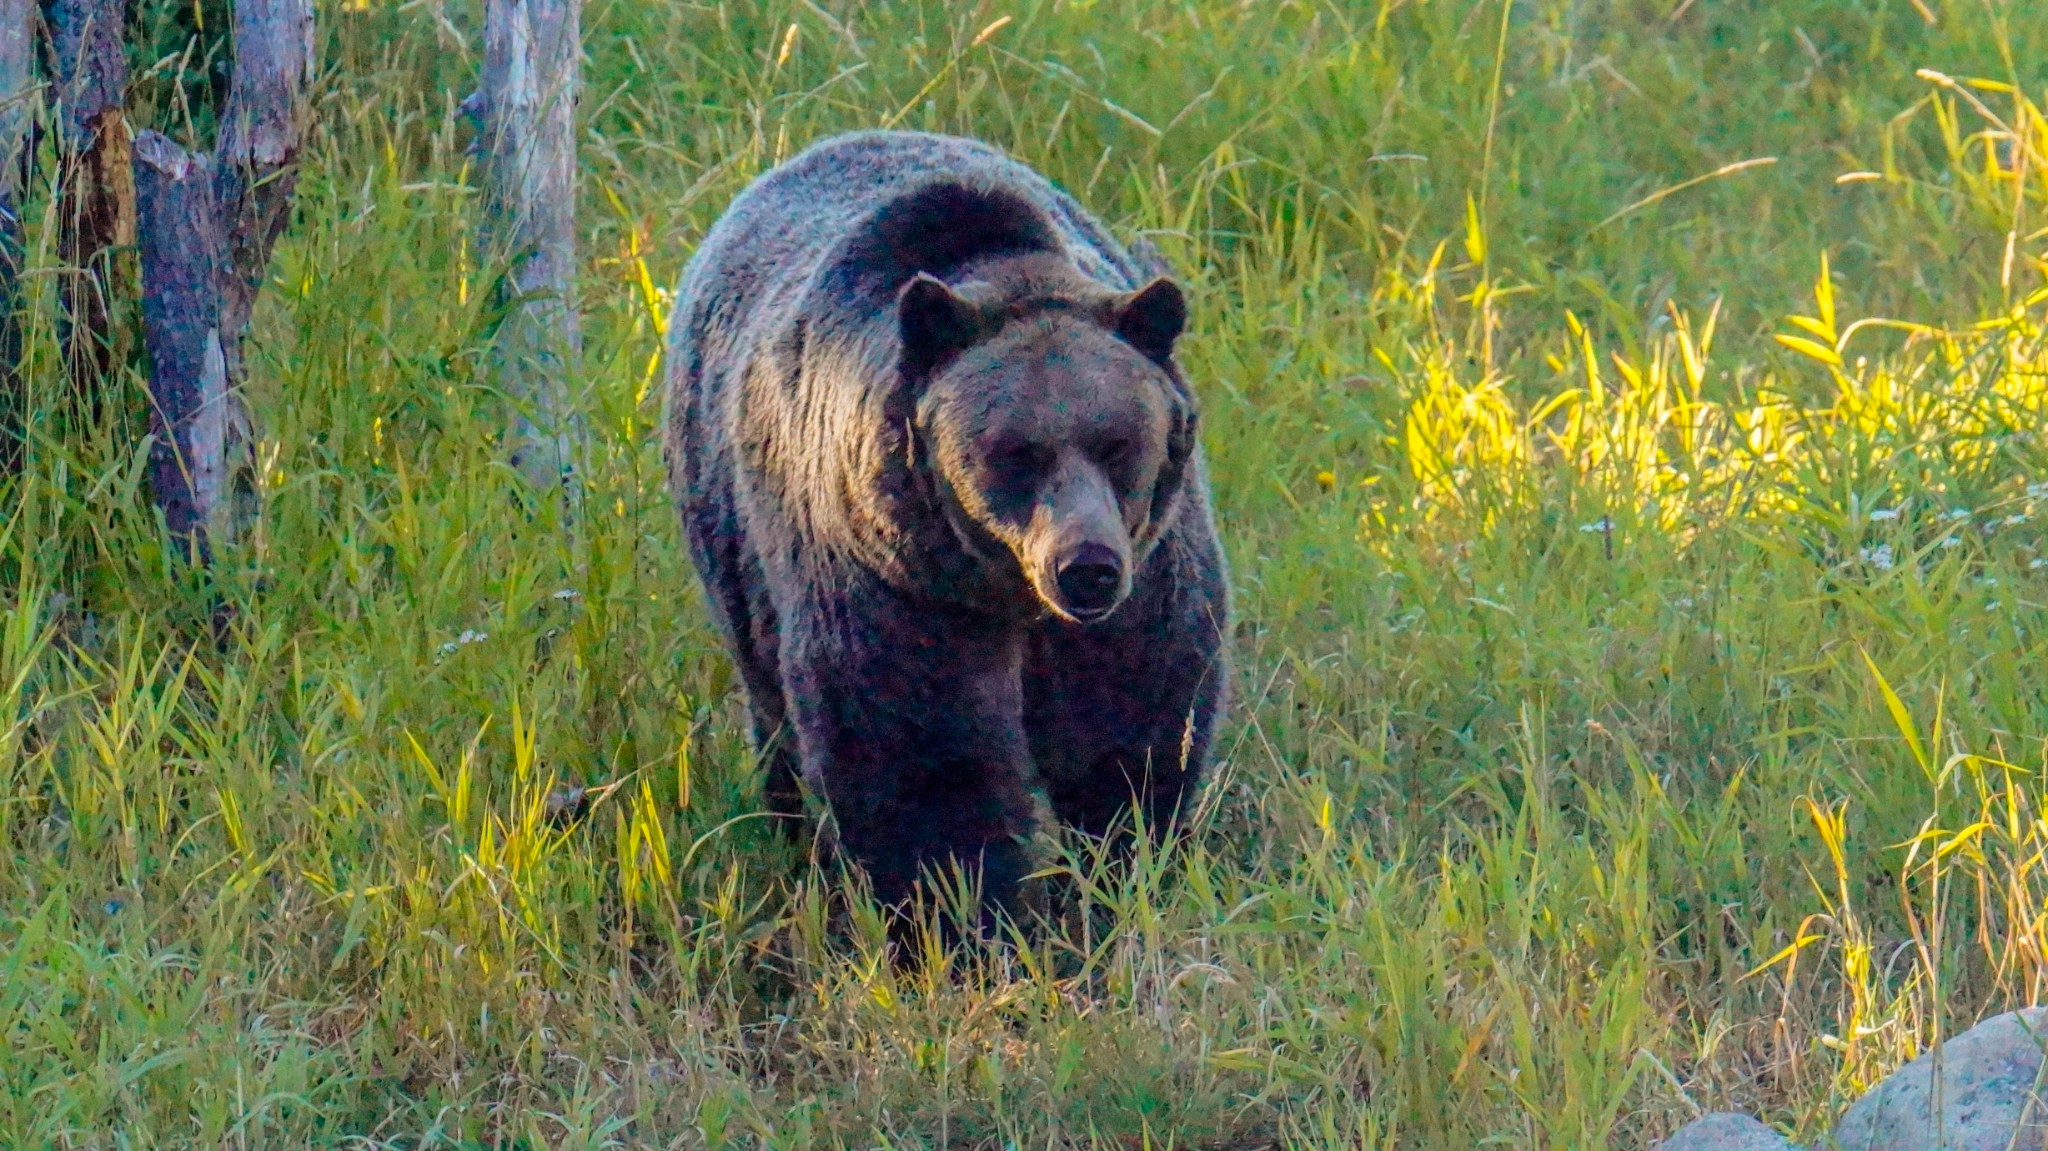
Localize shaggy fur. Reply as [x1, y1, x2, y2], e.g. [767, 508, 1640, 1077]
[664, 130, 1229, 926]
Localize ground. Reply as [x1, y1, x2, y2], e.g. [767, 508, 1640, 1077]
[4, 1, 2048, 1147]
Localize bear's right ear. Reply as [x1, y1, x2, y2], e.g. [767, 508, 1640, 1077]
[898, 273, 988, 380]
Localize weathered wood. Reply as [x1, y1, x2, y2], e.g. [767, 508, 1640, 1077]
[0, 0, 35, 470]
[46, 0, 134, 403]
[127, 0, 312, 553]
[214, 0, 312, 373]
[475, 0, 582, 491]
[133, 132, 229, 551]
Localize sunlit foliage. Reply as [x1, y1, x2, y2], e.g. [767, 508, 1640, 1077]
[2, 1, 2047, 1146]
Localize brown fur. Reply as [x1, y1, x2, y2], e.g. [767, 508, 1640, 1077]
[664, 131, 1230, 931]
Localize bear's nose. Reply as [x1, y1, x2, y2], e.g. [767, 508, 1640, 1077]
[1056, 543, 1125, 620]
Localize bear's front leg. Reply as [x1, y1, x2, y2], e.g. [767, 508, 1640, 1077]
[780, 581, 1039, 931]
[1026, 521, 1229, 841]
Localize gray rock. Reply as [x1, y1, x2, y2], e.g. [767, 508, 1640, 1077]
[1654, 1112, 1799, 1151]
[1827, 1008, 2048, 1150]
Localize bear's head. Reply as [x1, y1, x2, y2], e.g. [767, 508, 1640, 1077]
[899, 257, 1195, 624]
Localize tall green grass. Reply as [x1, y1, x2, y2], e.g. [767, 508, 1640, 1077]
[2, 0, 2047, 1145]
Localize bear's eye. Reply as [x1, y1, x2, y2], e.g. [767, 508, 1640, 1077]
[1096, 437, 1135, 467]
[992, 441, 1054, 476]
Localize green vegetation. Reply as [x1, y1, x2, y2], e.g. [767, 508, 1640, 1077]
[5, 0, 2048, 1145]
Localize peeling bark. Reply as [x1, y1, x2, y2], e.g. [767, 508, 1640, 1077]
[134, 132, 227, 550]
[45, 0, 133, 405]
[475, 0, 581, 492]
[130, 0, 312, 554]
[214, 0, 311, 374]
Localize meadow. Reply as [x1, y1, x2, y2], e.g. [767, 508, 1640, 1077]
[4, 0, 2048, 1146]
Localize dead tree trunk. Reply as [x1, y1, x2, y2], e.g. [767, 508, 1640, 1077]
[0, 0, 35, 470]
[46, 0, 133, 409]
[474, 0, 581, 493]
[132, 0, 311, 555]
[214, 0, 312, 382]
[134, 136, 226, 547]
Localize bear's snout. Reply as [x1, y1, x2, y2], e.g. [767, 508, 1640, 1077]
[1055, 542, 1126, 621]
[1022, 459, 1136, 624]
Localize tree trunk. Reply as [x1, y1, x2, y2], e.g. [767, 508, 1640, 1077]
[45, 0, 133, 408]
[214, 0, 311, 376]
[0, 0, 34, 471]
[133, 133, 227, 552]
[131, 0, 311, 555]
[474, 0, 581, 493]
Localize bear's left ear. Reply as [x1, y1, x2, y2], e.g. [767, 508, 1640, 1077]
[1112, 277, 1186, 364]
[899, 273, 991, 380]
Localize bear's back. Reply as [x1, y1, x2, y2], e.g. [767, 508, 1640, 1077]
[674, 131, 1147, 362]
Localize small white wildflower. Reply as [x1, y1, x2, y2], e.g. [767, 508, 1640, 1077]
[435, 630, 490, 664]
[1940, 536, 1961, 549]
[1673, 596, 1694, 609]
[1943, 507, 1972, 522]
[552, 588, 581, 601]
[1579, 517, 1613, 533]
[2031, 558, 2048, 571]
[2006, 513, 2030, 526]
[1988, 601, 2002, 612]
[1861, 544, 1896, 570]
[1868, 507, 1901, 522]
[2028, 482, 2048, 501]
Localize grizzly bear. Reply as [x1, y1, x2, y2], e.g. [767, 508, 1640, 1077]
[663, 130, 1229, 928]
